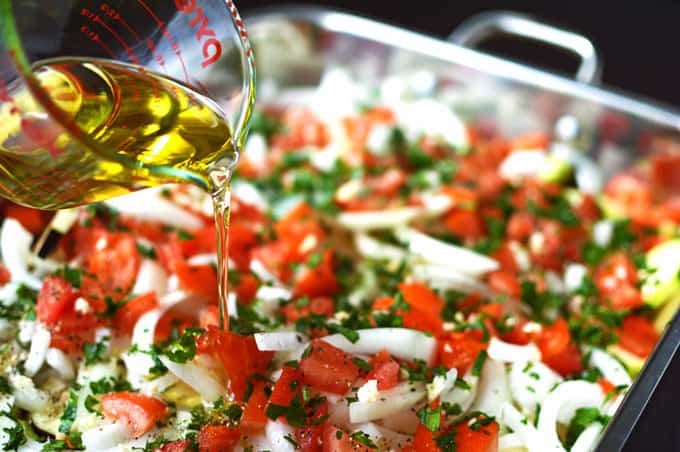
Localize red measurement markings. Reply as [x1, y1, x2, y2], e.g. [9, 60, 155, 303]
[226, 0, 253, 58]
[80, 25, 116, 58]
[82, 8, 140, 66]
[100, 3, 142, 43]
[145, 39, 168, 75]
[171, 41, 190, 84]
[175, 0, 222, 68]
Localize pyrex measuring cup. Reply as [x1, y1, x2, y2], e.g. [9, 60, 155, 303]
[0, 0, 255, 209]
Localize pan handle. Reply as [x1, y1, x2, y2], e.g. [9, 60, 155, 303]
[448, 11, 602, 85]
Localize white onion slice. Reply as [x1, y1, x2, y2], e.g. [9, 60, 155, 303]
[393, 99, 467, 149]
[338, 208, 421, 231]
[499, 150, 547, 180]
[255, 332, 308, 351]
[266, 421, 297, 452]
[488, 338, 541, 363]
[586, 347, 632, 388]
[232, 181, 269, 212]
[81, 422, 131, 451]
[509, 360, 562, 415]
[10, 374, 49, 412]
[132, 259, 168, 297]
[499, 432, 525, 450]
[571, 423, 603, 452]
[321, 328, 436, 365]
[354, 233, 407, 261]
[470, 359, 511, 419]
[411, 263, 490, 294]
[564, 263, 588, 293]
[440, 373, 478, 416]
[158, 357, 225, 402]
[420, 193, 455, 216]
[352, 422, 413, 450]
[592, 220, 614, 247]
[23, 324, 51, 377]
[104, 189, 203, 230]
[500, 402, 554, 452]
[427, 368, 457, 401]
[398, 227, 499, 276]
[1, 219, 42, 289]
[349, 382, 426, 423]
[537, 381, 604, 449]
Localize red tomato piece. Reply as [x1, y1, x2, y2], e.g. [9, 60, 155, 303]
[490, 242, 518, 274]
[536, 319, 583, 377]
[199, 305, 220, 329]
[0, 264, 9, 286]
[233, 273, 259, 304]
[399, 282, 445, 317]
[101, 392, 167, 438]
[322, 424, 372, 452]
[292, 250, 339, 298]
[455, 415, 499, 452]
[36, 276, 79, 325]
[196, 425, 241, 452]
[403, 308, 444, 337]
[594, 253, 643, 311]
[114, 292, 159, 334]
[651, 152, 680, 194]
[269, 364, 301, 408]
[251, 241, 294, 282]
[241, 381, 270, 435]
[413, 423, 439, 452]
[228, 223, 258, 270]
[487, 270, 521, 298]
[366, 351, 400, 390]
[282, 297, 335, 323]
[443, 209, 485, 240]
[296, 399, 329, 452]
[616, 315, 659, 358]
[85, 232, 140, 298]
[173, 261, 218, 304]
[155, 440, 190, 452]
[438, 336, 487, 374]
[5, 203, 48, 235]
[299, 339, 360, 395]
[506, 212, 536, 242]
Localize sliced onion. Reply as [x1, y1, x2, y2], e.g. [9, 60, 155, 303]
[255, 286, 292, 303]
[354, 233, 407, 261]
[420, 193, 454, 216]
[586, 347, 632, 388]
[254, 332, 308, 351]
[470, 359, 511, 419]
[571, 423, 602, 452]
[23, 324, 51, 377]
[158, 356, 225, 402]
[81, 422, 130, 451]
[232, 180, 269, 212]
[427, 368, 457, 402]
[104, 189, 203, 230]
[10, 374, 49, 412]
[488, 338, 541, 363]
[187, 253, 217, 267]
[509, 360, 562, 415]
[564, 263, 588, 293]
[266, 420, 297, 452]
[537, 381, 604, 449]
[500, 402, 555, 452]
[499, 432, 525, 450]
[398, 227, 499, 276]
[592, 220, 614, 247]
[243, 133, 268, 171]
[352, 422, 413, 450]
[1, 219, 42, 289]
[499, 150, 547, 180]
[440, 373, 478, 416]
[321, 328, 436, 365]
[338, 208, 421, 231]
[349, 382, 426, 423]
[393, 99, 467, 149]
[411, 263, 490, 294]
[132, 259, 168, 297]
[250, 259, 279, 283]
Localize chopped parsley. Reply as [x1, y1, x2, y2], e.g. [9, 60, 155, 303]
[159, 328, 204, 364]
[59, 384, 81, 434]
[83, 342, 108, 366]
[264, 394, 307, 428]
[350, 431, 378, 449]
[135, 242, 157, 259]
[471, 350, 488, 377]
[417, 405, 441, 432]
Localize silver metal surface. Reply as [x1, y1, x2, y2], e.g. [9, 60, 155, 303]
[448, 11, 602, 84]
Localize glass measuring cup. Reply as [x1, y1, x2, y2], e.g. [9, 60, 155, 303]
[0, 0, 255, 209]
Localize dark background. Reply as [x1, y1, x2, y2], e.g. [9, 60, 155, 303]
[240, 1, 680, 451]
[242, 0, 680, 108]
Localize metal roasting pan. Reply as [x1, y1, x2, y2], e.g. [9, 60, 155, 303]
[244, 6, 680, 451]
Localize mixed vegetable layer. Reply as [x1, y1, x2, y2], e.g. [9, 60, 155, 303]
[1, 69, 680, 452]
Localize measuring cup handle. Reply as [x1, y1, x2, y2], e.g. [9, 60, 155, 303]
[226, 1, 256, 150]
[448, 11, 602, 85]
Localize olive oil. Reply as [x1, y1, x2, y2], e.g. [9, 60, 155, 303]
[0, 57, 236, 209]
[0, 57, 238, 328]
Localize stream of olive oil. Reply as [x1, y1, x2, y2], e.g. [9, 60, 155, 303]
[0, 57, 237, 328]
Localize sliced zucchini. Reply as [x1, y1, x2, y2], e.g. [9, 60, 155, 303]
[163, 381, 202, 408]
[607, 345, 645, 377]
[653, 294, 680, 334]
[640, 239, 680, 308]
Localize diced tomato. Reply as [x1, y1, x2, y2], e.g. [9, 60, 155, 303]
[155, 440, 190, 452]
[292, 250, 339, 298]
[616, 315, 659, 359]
[651, 152, 680, 194]
[275, 203, 325, 247]
[572, 194, 601, 223]
[501, 320, 531, 346]
[604, 171, 653, 222]
[114, 292, 158, 334]
[403, 308, 444, 336]
[84, 231, 140, 298]
[594, 252, 643, 310]
[296, 399, 329, 452]
[228, 223, 258, 270]
[438, 336, 487, 374]
[282, 297, 334, 323]
[200, 327, 273, 401]
[173, 261, 218, 304]
[196, 425, 241, 452]
[455, 415, 499, 452]
[440, 185, 478, 207]
[506, 212, 536, 242]
[322, 424, 372, 452]
[479, 303, 504, 321]
[199, 305, 220, 329]
[175, 225, 216, 258]
[529, 220, 564, 271]
[476, 170, 506, 201]
[36, 276, 79, 325]
[399, 282, 445, 317]
[269, 364, 301, 408]
[443, 209, 485, 240]
[536, 318, 583, 376]
[366, 350, 400, 390]
[512, 131, 549, 151]
[5, 203, 48, 235]
[487, 270, 521, 298]
[241, 381, 269, 435]
[251, 241, 294, 282]
[233, 272, 259, 304]
[101, 392, 167, 438]
[154, 311, 194, 343]
[0, 264, 9, 286]
[299, 339, 360, 394]
[274, 108, 329, 149]
[490, 242, 518, 274]
[598, 378, 616, 395]
[413, 423, 439, 452]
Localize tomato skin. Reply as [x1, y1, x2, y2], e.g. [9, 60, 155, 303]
[241, 381, 269, 435]
[594, 253, 642, 311]
[366, 351, 400, 390]
[299, 339, 360, 395]
[438, 336, 487, 374]
[37, 276, 79, 325]
[114, 292, 158, 334]
[487, 270, 521, 298]
[617, 315, 659, 358]
[455, 416, 499, 452]
[403, 308, 444, 337]
[228, 223, 258, 270]
[292, 250, 339, 298]
[536, 319, 583, 377]
[196, 425, 241, 452]
[444, 209, 485, 240]
[101, 392, 167, 438]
